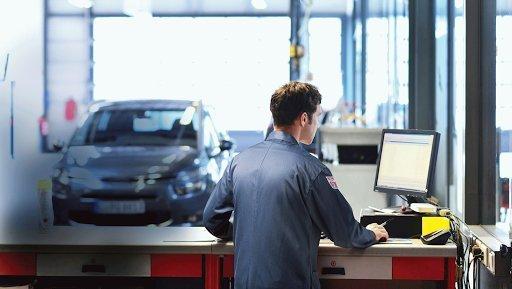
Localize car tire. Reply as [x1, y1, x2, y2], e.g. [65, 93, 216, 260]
[52, 198, 70, 226]
[53, 215, 70, 226]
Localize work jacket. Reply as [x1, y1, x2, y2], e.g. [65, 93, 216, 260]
[203, 130, 376, 289]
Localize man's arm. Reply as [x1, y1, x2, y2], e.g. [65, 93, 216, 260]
[306, 168, 386, 248]
[203, 161, 234, 240]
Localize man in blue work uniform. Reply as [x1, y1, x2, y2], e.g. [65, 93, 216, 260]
[203, 82, 388, 289]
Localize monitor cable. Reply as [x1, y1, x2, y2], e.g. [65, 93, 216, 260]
[438, 208, 476, 289]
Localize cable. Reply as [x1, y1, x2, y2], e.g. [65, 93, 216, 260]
[441, 210, 474, 289]
[462, 223, 473, 289]
[398, 194, 408, 203]
[449, 219, 465, 288]
[457, 217, 471, 289]
[469, 253, 483, 289]
[470, 245, 484, 289]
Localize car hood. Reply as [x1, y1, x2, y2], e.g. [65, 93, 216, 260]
[55, 145, 201, 180]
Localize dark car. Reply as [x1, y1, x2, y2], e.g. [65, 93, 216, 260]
[51, 100, 234, 226]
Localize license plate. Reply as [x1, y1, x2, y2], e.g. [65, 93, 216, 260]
[94, 200, 146, 214]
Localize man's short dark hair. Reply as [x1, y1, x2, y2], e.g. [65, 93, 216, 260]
[270, 81, 322, 127]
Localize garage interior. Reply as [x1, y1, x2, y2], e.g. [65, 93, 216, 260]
[0, 0, 512, 288]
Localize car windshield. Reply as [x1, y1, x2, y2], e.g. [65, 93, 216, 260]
[69, 107, 199, 147]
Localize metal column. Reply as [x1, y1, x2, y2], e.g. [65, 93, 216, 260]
[408, 0, 436, 130]
[341, 15, 354, 105]
[289, 0, 303, 81]
[465, 0, 497, 225]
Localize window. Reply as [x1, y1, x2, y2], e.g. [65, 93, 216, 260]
[308, 17, 342, 111]
[203, 114, 220, 154]
[93, 17, 290, 133]
[364, 0, 408, 128]
[451, 0, 465, 217]
[70, 109, 199, 147]
[496, 8, 512, 224]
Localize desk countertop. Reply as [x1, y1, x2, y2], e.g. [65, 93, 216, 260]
[211, 239, 457, 257]
[0, 227, 215, 254]
[0, 227, 458, 256]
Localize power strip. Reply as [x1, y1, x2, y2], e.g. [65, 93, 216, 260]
[473, 237, 510, 276]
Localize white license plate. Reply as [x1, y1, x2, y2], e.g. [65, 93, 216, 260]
[94, 200, 146, 214]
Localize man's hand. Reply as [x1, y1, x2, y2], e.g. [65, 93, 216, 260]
[366, 223, 389, 242]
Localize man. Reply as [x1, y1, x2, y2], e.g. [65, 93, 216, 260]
[203, 82, 388, 289]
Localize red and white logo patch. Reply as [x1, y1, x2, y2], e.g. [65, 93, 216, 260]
[325, 176, 338, 190]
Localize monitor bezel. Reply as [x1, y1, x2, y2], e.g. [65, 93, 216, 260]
[373, 129, 440, 198]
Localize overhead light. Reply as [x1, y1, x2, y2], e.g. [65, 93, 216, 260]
[67, 0, 94, 9]
[123, 0, 153, 18]
[251, 0, 268, 10]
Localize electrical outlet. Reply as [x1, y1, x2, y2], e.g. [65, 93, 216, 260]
[488, 251, 495, 274]
[470, 226, 512, 277]
[473, 237, 510, 276]
[475, 239, 489, 267]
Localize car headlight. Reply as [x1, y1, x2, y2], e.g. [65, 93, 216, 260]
[53, 167, 102, 191]
[174, 180, 206, 196]
[173, 169, 207, 196]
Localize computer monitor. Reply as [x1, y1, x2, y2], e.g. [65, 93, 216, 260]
[374, 129, 440, 198]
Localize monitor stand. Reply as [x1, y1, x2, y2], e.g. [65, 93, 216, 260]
[386, 195, 428, 214]
[403, 195, 438, 214]
[406, 195, 426, 206]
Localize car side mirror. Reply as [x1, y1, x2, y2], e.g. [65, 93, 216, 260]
[219, 140, 234, 151]
[53, 141, 65, 152]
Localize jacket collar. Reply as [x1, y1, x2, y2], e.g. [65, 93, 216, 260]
[266, 130, 299, 145]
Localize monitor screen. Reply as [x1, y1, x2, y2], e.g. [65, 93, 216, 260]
[374, 129, 440, 196]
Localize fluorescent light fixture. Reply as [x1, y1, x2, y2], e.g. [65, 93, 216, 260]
[180, 106, 196, 126]
[251, 0, 268, 10]
[67, 0, 94, 9]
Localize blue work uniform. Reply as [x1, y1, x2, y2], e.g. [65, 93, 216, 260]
[203, 131, 376, 289]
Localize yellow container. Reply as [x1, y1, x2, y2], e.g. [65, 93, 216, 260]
[422, 216, 450, 236]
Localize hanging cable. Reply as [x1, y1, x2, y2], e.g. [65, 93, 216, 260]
[439, 208, 475, 289]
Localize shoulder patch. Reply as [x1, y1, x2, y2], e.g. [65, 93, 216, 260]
[325, 176, 338, 190]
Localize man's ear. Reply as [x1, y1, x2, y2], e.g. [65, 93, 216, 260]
[300, 112, 308, 127]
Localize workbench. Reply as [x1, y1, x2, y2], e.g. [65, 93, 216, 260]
[212, 239, 457, 289]
[0, 227, 457, 289]
[0, 227, 217, 288]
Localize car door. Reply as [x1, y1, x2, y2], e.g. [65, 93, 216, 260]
[203, 114, 224, 181]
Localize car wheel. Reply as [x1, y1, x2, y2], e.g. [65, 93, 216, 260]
[53, 215, 70, 226]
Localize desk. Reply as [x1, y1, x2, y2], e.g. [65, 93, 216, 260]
[0, 227, 217, 288]
[211, 239, 457, 289]
[0, 228, 456, 289]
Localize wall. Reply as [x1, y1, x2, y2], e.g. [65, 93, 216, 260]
[0, 0, 59, 238]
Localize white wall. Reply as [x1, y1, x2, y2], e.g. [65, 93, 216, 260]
[0, 0, 59, 238]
